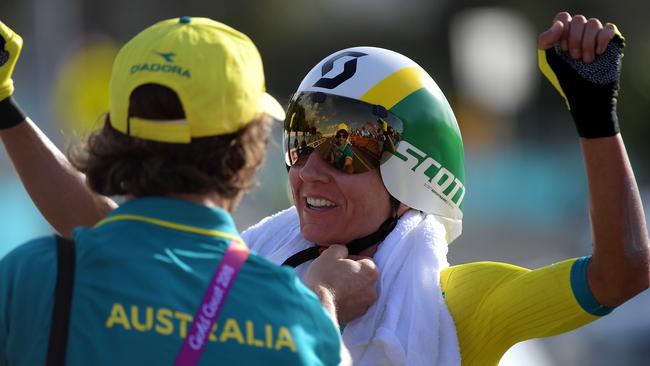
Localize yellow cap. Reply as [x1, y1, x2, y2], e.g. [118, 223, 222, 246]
[109, 16, 285, 143]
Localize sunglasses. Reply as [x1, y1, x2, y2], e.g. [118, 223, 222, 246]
[283, 92, 404, 174]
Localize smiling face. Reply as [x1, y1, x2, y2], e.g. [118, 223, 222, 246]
[289, 151, 392, 245]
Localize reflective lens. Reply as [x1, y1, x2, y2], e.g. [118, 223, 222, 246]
[283, 92, 404, 174]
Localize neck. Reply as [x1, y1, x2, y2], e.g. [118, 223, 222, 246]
[351, 204, 410, 258]
[358, 243, 380, 257]
[167, 192, 240, 211]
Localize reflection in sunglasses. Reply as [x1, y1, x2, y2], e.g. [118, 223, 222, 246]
[284, 92, 404, 175]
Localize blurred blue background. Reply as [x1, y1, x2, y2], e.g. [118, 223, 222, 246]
[2, 0, 650, 364]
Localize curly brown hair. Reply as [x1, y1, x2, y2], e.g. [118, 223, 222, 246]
[69, 84, 271, 199]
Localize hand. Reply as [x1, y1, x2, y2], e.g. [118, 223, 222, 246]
[538, 12, 617, 63]
[306, 245, 379, 324]
[0, 21, 23, 101]
[537, 12, 624, 138]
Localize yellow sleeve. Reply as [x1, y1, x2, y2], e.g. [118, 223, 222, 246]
[440, 257, 614, 366]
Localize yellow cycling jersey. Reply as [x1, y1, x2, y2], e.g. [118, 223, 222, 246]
[440, 257, 613, 366]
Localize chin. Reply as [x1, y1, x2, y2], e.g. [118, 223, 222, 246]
[300, 228, 329, 243]
[300, 226, 343, 245]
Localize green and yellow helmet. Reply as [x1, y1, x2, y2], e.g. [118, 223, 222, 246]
[283, 47, 465, 222]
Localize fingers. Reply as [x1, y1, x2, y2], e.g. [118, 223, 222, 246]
[346, 254, 369, 261]
[537, 20, 564, 50]
[317, 246, 378, 281]
[568, 15, 587, 59]
[542, 12, 619, 63]
[345, 255, 379, 282]
[321, 244, 348, 260]
[582, 18, 603, 63]
[553, 12, 572, 51]
[596, 23, 616, 54]
[356, 258, 379, 281]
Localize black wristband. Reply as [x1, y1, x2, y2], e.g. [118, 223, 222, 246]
[0, 96, 26, 130]
[568, 91, 620, 139]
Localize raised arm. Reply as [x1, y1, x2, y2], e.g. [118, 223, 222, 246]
[1, 21, 116, 237]
[1, 120, 117, 236]
[538, 13, 650, 306]
[581, 135, 648, 305]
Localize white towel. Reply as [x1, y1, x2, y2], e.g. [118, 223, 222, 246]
[242, 207, 461, 366]
[241, 207, 314, 280]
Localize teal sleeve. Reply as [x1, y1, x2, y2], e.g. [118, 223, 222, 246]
[570, 256, 616, 316]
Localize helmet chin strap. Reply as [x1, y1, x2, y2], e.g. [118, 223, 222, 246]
[346, 196, 400, 255]
[282, 196, 401, 267]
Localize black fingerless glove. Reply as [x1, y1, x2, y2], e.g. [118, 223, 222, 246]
[538, 28, 624, 138]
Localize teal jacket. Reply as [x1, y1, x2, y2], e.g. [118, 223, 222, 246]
[0, 197, 340, 365]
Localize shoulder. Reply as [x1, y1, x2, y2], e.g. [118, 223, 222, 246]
[0, 236, 58, 352]
[1, 236, 59, 303]
[441, 259, 601, 364]
[442, 258, 610, 316]
[243, 252, 313, 299]
[1, 235, 58, 278]
[441, 259, 585, 293]
[241, 207, 301, 253]
[441, 261, 528, 292]
[243, 250, 293, 276]
[242, 252, 339, 332]
[243, 252, 330, 316]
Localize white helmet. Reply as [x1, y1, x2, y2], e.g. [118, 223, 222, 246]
[284, 47, 465, 223]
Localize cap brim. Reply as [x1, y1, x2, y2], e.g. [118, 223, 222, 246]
[261, 92, 286, 121]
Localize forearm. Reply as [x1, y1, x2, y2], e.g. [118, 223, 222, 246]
[1, 119, 116, 236]
[582, 134, 650, 306]
[310, 285, 340, 326]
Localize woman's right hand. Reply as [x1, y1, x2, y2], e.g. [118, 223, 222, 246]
[306, 245, 379, 324]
